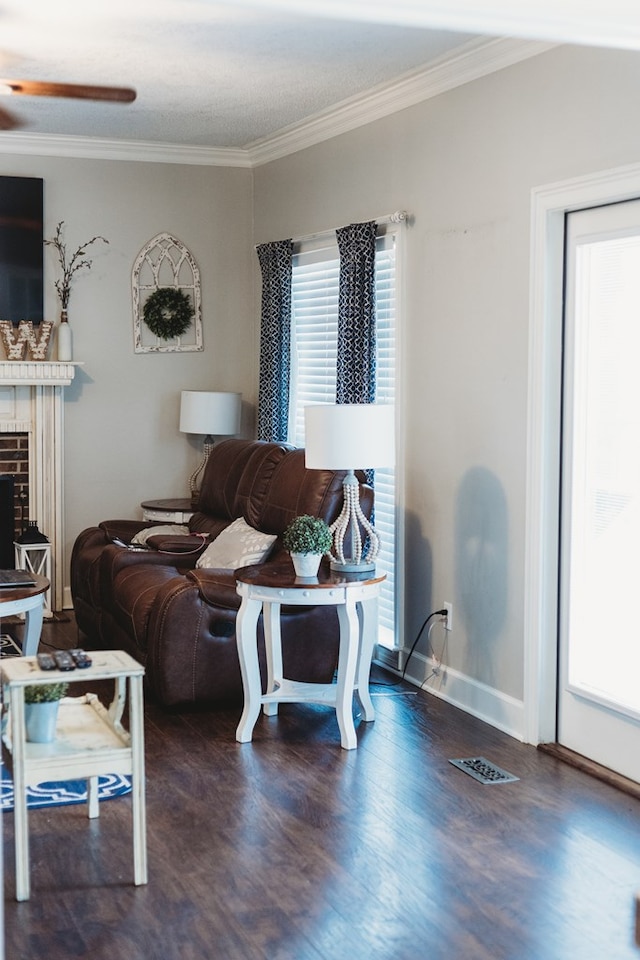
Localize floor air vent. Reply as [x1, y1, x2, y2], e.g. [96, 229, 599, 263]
[449, 756, 519, 784]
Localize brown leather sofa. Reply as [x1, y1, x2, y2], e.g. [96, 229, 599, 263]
[70, 438, 372, 708]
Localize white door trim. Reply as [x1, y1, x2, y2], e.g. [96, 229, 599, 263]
[524, 160, 640, 744]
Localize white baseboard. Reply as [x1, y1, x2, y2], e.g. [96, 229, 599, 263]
[389, 650, 525, 742]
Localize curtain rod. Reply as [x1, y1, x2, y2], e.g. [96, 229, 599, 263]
[255, 210, 409, 250]
[291, 210, 408, 247]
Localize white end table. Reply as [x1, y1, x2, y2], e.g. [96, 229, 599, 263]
[235, 562, 385, 750]
[1, 650, 147, 901]
[0, 574, 49, 656]
[140, 498, 194, 522]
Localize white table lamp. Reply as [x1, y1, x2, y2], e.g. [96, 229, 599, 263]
[180, 391, 242, 502]
[304, 403, 395, 572]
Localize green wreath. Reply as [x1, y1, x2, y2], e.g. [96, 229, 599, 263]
[143, 287, 194, 340]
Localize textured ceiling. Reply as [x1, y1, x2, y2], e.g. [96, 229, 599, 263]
[0, 1, 481, 149]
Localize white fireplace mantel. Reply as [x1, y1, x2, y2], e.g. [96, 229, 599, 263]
[0, 361, 81, 611]
[0, 361, 80, 386]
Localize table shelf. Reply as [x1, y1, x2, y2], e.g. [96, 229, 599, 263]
[262, 679, 339, 707]
[3, 694, 132, 783]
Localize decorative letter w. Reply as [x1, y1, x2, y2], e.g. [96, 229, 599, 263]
[0, 320, 53, 360]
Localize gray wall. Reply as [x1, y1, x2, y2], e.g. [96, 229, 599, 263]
[253, 43, 640, 729]
[0, 154, 255, 580]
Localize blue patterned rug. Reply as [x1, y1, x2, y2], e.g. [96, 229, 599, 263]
[0, 632, 22, 656]
[1, 767, 132, 811]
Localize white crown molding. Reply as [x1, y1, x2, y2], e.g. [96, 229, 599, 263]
[0, 36, 553, 168]
[246, 36, 555, 166]
[0, 132, 252, 167]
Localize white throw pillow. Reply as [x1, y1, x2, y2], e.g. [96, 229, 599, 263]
[131, 524, 189, 545]
[196, 517, 276, 569]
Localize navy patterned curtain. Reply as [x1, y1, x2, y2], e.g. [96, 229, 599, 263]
[335, 221, 377, 404]
[256, 239, 293, 442]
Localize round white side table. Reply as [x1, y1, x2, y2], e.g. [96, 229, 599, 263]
[0, 574, 49, 656]
[235, 562, 385, 750]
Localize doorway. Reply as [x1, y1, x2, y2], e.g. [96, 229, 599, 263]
[558, 199, 640, 782]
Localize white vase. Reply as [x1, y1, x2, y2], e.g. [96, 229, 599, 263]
[290, 552, 322, 577]
[57, 313, 73, 362]
[25, 701, 60, 743]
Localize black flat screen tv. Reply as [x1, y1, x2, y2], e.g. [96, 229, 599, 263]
[0, 177, 44, 324]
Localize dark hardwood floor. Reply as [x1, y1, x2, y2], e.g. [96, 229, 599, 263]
[4, 614, 640, 960]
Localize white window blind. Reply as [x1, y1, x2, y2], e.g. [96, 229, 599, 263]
[290, 234, 397, 646]
[370, 238, 396, 644]
[289, 249, 339, 445]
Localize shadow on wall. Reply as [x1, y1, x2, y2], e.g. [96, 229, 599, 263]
[455, 467, 508, 688]
[403, 509, 433, 657]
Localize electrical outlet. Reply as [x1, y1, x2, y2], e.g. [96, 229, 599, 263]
[444, 602, 453, 631]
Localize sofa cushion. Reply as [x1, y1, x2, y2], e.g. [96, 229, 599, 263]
[195, 439, 262, 520]
[233, 441, 291, 528]
[196, 518, 276, 569]
[257, 448, 348, 535]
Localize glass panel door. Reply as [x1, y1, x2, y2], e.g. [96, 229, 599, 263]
[559, 199, 640, 781]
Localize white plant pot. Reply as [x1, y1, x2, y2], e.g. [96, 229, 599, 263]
[25, 701, 60, 743]
[290, 552, 322, 578]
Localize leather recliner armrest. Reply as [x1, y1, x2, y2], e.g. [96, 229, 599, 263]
[186, 567, 240, 609]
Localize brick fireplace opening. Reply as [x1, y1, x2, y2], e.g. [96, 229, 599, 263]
[0, 475, 15, 567]
[0, 431, 29, 547]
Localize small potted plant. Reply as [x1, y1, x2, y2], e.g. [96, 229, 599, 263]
[24, 682, 69, 743]
[282, 514, 333, 577]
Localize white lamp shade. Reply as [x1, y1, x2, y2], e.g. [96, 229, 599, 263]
[179, 391, 241, 436]
[304, 404, 395, 470]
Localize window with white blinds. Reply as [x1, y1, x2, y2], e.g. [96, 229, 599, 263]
[290, 234, 397, 647]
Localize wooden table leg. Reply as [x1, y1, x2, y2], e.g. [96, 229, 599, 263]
[262, 600, 282, 717]
[129, 675, 147, 886]
[335, 596, 360, 750]
[235, 595, 264, 742]
[355, 595, 377, 722]
[11, 687, 30, 901]
[21, 597, 44, 657]
[87, 777, 99, 819]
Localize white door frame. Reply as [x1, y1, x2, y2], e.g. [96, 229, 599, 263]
[524, 160, 640, 744]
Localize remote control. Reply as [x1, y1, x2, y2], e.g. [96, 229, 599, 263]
[36, 652, 56, 671]
[68, 648, 92, 669]
[53, 650, 76, 671]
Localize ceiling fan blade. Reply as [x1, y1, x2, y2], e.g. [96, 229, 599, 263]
[0, 103, 20, 130]
[0, 80, 136, 103]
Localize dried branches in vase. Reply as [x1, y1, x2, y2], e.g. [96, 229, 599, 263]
[44, 220, 109, 311]
[44, 220, 109, 360]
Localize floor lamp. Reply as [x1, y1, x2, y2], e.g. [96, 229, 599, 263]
[304, 403, 395, 573]
[180, 391, 242, 504]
